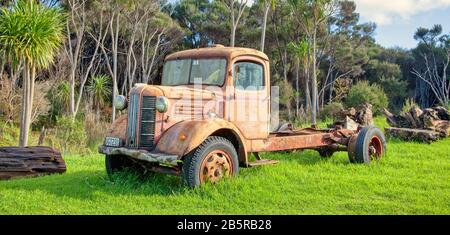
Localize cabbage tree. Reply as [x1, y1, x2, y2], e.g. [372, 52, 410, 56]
[0, 0, 65, 146]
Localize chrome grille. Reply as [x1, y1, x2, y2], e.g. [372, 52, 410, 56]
[139, 96, 156, 148]
[126, 93, 140, 148]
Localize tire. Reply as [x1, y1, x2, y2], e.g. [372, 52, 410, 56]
[105, 155, 148, 179]
[348, 126, 387, 164]
[182, 136, 239, 188]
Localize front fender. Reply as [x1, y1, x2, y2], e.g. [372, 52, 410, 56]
[155, 119, 248, 158]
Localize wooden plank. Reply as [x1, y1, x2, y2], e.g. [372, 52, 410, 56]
[0, 146, 66, 180]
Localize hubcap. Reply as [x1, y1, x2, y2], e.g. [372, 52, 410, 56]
[199, 150, 232, 183]
[368, 136, 383, 161]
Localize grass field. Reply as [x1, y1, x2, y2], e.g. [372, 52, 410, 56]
[0, 119, 449, 214]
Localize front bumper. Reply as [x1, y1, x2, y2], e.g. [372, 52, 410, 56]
[98, 145, 179, 166]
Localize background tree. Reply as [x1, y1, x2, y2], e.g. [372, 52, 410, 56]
[224, 0, 249, 47]
[289, 0, 338, 125]
[412, 24, 450, 108]
[259, 0, 276, 52]
[0, 0, 65, 146]
[88, 75, 111, 117]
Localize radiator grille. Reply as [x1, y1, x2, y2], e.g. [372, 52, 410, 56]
[126, 93, 140, 148]
[139, 96, 156, 148]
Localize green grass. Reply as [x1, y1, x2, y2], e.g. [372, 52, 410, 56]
[1, 141, 449, 214]
[0, 117, 449, 214]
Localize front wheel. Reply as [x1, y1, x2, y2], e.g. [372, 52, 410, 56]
[348, 126, 387, 164]
[182, 136, 239, 188]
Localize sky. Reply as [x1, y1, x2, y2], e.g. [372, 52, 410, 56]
[168, 0, 450, 49]
[353, 0, 450, 49]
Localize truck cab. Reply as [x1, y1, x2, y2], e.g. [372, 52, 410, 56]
[99, 45, 386, 187]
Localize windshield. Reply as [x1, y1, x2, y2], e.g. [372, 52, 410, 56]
[161, 58, 227, 86]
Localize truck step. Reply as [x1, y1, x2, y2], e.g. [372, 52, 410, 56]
[247, 159, 279, 167]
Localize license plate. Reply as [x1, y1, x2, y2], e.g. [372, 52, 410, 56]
[105, 137, 120, 147]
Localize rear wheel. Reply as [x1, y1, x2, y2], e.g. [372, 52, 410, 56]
[348, 126, 386, 164]
[182, 136, 239, 188]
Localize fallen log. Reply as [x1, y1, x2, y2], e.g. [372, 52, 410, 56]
[0, 146, 66, 180]
[385, 127, 442, 143]
[382, 108, 411, 128]
[435, 120, 450, 136]
[333, 103, 374, 128]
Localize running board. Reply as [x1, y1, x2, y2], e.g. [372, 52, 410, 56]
[247, 159, 279, 167]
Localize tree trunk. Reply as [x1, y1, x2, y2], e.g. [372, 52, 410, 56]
[146, 31, 163, 84]
[304, 59, 311, 114]
[69, 66, 76, 118]
[230, 1, 235, 48]
[0, 146, 66, 180]
[295, 58, 300, 117]
[111, 13, 120, 122]
[260, 3, 270, 52]
[311, 30, 318, 125]
[19, 62, 31, 147]
[231, 25, 236, 47]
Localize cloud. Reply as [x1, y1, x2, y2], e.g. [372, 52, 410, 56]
[353, 0, 450, 25]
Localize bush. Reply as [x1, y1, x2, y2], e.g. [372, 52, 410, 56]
[320, 102, 344, 120]
[380, 76, 408, 111]
[274, 78, 295, 120]
[345, 81, 388, 114]
[48, 116, 87, 153]
[84, 112, 109, 150]
[0, 75, 20, 124]
[401, 98, 419, 114]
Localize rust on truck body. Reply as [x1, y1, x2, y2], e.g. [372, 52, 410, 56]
[165, 46, 269, 62]
[99, 45, 364, 176]
[251, 128, 355, 152]
[155, 119, 249, 163]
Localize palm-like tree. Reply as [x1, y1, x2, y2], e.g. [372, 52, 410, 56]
[88, 75, 111, 116]
[0, 0, 65, 146]
[55, 81, 72, 113]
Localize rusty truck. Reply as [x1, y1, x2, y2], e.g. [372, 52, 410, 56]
[98, 45, 387, 187]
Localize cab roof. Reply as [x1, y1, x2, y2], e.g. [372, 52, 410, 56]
[165, 45, 269, 62]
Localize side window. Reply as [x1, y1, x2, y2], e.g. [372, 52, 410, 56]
[233, 62, 264, 90]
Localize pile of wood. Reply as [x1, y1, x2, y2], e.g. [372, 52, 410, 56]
[383, 106, 450, 143]
[0, 146, 66, 180]
[333, 103, 374, 130]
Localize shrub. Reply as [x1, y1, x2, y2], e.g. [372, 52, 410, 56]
[48, 116, 87, 153]
[84, 112, 109, 150]
[274, 78, 295, 120]
[345, 81, 388, 114]
[320, 102, 344, 120]
[0, 75, 20, 124]
[401, 98, 420, 114]
[380, 76, 408, 111]
[31, 81, 51, 125]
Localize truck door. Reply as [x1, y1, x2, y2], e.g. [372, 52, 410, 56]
[229, 59, 270, 139]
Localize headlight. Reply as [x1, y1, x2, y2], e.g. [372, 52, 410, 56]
[114, 95, 127, 111]
[156, 96, 169, 113]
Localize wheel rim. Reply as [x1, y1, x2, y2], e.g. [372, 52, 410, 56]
[368, 136, 383, 161]
[199, 150, 233, 184]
